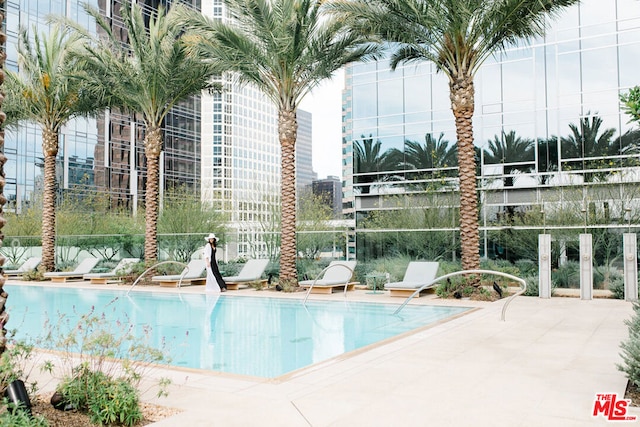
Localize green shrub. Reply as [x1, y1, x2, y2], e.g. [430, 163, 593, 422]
[0, 335, 46, 426]
[436, 274, 468, 298]
[59, 364, 142, 426]
[594, 265, 623, 290]
[618, 303, 640, 388]
[514, 259, 537, 276]
[20, 268, 45, 282]
[0, 398, 48, 427]
[0, 334, 40, 395]
[552, 261, 580, 288]
[37, 310, 172, 425]
[480, 259, 520, 277]
[297, 259, 329, 282]
[522, 275, 539, 296]
[609, 277, 625, 299]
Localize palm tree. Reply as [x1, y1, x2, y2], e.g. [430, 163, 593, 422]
[176, 0, 378, 284]
[3, 25, 107, 272]
[354, 135, 402, 193]
[64, 2, 221, 265]
[484, 130, 534, 187]
[329, 0, 580, 272]
[560, 115, 617, 182]
[0, 4, 8, 355]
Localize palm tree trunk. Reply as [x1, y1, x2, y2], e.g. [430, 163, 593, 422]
[450, 77, 480, 272]
[144, 127, 162, 266]
[0, 9, 8, 355]
[279, 108, 298, 284]
[41, 128, 59, 272]
[0, 129, 8, 354]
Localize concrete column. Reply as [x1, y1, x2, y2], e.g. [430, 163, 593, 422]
[579, 234, 593, 300]
[624, 233, 638, 302]
[539, 234, 552, 299]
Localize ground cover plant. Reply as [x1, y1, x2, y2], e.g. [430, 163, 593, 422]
[0, 305, 176, 426]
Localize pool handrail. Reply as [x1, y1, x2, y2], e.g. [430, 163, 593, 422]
[393, 269, 527, 321]
[126, 260, 188, 296]
[302, 262, 356, 305]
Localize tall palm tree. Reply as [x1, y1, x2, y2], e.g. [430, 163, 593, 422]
[0, 1, 8, 355]
[329, 0, 580, 272]
[64, 2, 221, 265]
[3, 25, 107, 272]
[484, 130, 534, 187]
[354, 135, 401, 193]
[176, 0, 378, 284]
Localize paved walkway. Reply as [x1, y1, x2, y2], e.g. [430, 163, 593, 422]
[12, 281, 636, 426]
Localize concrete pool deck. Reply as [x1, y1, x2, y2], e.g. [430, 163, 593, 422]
[7, 280, 637, 426]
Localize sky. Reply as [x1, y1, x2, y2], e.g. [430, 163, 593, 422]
[300, 69, 345, 179]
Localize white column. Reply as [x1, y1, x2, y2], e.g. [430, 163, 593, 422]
[539, 234, 551, 298]
[624, 233, 638, 302]
[579, 233, 593, 300]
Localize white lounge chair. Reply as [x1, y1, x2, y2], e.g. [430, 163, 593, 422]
[83, 258, 140, 284]
[224, 259, 270, 290]
[43, 257, 101, 283]
[4, 257, 41, 278]
[384, 261, 440, 297]
[151, 259, 206, 287]
[299, 261, 358, 294]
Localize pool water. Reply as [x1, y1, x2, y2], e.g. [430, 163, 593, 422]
[5, 285, 469, 378]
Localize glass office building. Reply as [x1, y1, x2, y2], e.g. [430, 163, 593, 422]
[198, 3, 314, 260]
[5, 0, 203, 212]
[6, 0, 304, 260]
[343, 0, 640, 260]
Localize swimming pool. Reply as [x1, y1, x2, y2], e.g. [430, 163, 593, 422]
[5, 285, 470, 378]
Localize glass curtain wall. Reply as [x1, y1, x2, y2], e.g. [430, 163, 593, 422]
[343, 0, 640, 263]
[5, 0, 202, 212]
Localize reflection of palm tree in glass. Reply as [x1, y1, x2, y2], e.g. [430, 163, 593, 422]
[561, 115, 617, 182]
[484, 131, 534, 187]
[400, 133, 457, 184]
[353, 136, 401, 194]
[615, 129, 640, 165]
[537, 137, 559, 185]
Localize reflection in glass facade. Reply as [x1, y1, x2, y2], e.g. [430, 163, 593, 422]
[343, 0, 640, 260]
[6, 0, 202, 212]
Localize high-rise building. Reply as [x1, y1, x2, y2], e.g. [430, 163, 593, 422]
[296, 109, 316, 194]
[312, 176, 342, 217]
[342, 0, 640, 259]
[6, 0, 203, 213]
[8, 1, 291, 260]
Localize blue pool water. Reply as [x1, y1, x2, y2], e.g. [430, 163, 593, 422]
[5, 285, 469, 378]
